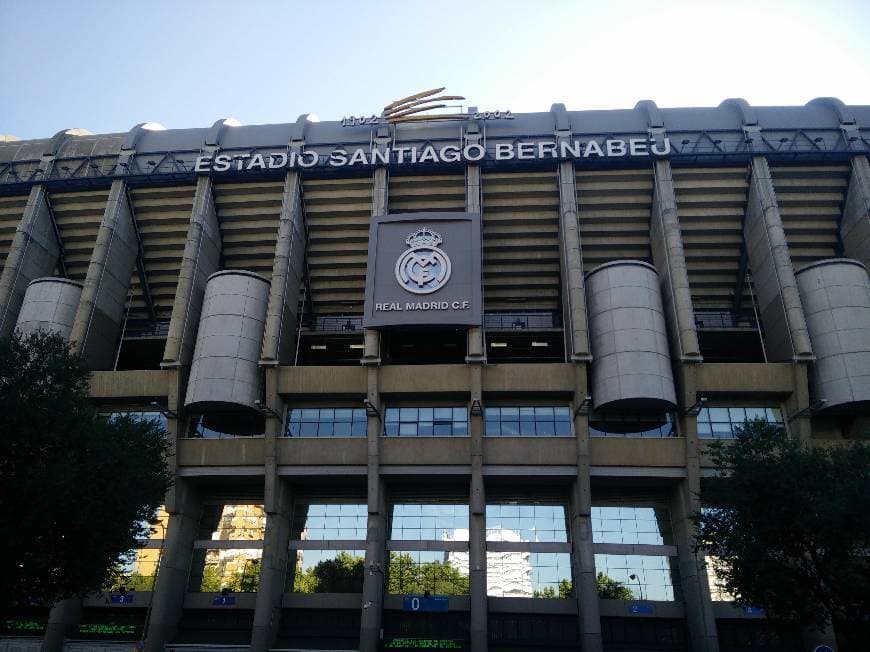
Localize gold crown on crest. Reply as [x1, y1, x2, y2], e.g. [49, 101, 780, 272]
[406, 227, 442, 248]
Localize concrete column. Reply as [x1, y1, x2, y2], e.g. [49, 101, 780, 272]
[251, 478, 292, 651]
[840, 155, 870, 270]
[569, 365, 602, 652]
[0, 184, 61, 336]
[360, 161, 388, 652]
[41, 597, 81, 652]
[143, 481, 200, 652]
[260, 171, 306, 366]
[651, 159, 702, 361]
[69, 179, 139, 369]
[744, 157, 814, 362]
[558, 160, 592, 361]
[162, 176, 222, 368]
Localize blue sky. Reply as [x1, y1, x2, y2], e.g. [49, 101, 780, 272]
[1, 0, 869, 140]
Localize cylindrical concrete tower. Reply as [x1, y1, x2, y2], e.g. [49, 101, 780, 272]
[185, 270, 271, 412]
[796, 258, 870, 411]
[586, 260, 677, 411]
[15, 277, 83, 341]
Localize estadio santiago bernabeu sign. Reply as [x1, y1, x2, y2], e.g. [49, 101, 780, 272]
[364, 212, 481, 329]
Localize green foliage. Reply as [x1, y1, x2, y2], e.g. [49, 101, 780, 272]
[533, 579, 573, 599]
[0, 331, 172, 609]
[199, 559, 261, 592]
[695, 419, 870, 644]
[293, 551, 365, 593]
[387, 552, 469, 596]
[596, 572, 634, 600]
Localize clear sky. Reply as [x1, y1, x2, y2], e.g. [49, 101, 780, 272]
[1, 0, 869, 140]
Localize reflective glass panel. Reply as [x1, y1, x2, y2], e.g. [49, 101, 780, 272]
[291, 550, 366, 593]
[189, 549, 262, 592]
[102, 411, 168, 431]
[591, 506, 674, 545]
[589, 412, 675, 438]
[387, 550, 469, 596]
[290, 503, 367, 540]
[486, 551, 573, 598]
[197, 504, 266, 541]
[287, 408, 367, 437]
[696, 405, 784, 439]
[486, 504, 568, 543]
[390, 504, 469, 541]
[484, 406, 572, 437]
[705, 555, 736, 601]
[383, 407, 468, 437]
[594, 554, 681, 601]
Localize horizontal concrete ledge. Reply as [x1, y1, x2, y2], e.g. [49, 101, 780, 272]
[193, 540, 263, 549]
[712, 602, 767, 619]
[487, 541, 571, 553]
[283, 593, 362, 609]
[483, 465, 577, 477]
[178, 438, 265, 466]
[381, 436, 471, 465]
[599, 599, 685, 618]
[483, 363, 575, 395]
[183, 592, 257, 609]
[487, 596, 577, 614]
[593, 543, 678, 556]
[381, 364, 471, 396]
[696, 362, 795, 396]
[177, 466, 265, 477]
[381, 465, 471, 475]
[483, 436, 576, 465]
[590, 437, 685, 467]
[385, 595, 470, 611]
[387, 540, 468, 552]
[278, 437, 367, 465]
[89, 369, 173, 399]
[278, 365, 367, 396]
[289, 539, 366, 550]
[82, 592, 152, 607]
[591, 466, 686, 478]
[278, 465, 367, 476]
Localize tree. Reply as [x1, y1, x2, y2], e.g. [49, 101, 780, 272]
[695, 419, 870, 648]
[596, 572, 633, 600]
[386, 552, 469, 595]
[0, 331, 172, 610]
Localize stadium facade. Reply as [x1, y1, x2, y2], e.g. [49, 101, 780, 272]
[1, 96, 869, 652]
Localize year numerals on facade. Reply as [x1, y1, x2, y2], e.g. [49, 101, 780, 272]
[341, 115, 387, 127]
[472, 110, 514, 120]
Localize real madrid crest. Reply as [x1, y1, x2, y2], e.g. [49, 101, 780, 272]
[395, 227, 452, 294]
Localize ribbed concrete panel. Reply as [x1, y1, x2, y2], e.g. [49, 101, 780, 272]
[185, 270, 270, 412]
[577, 168, 653, 273]
[15, 277, 82, 340]
[0, 194, 27, 274]
[673, 167, 748, 309]
[771, 165, 849, 266]
[586, 260, 677, 411]
[387, 173, 465, 214]
[214, 180, 282, 277]
[0, 185, 60, 336]
[481, 170, 560, 311]
[127, 185, 195, 319]
[74, 180, 139, 369]
[49, 189, 108, 282]
[841, 156, 870, 270]
[796, 259, 870, 410]
[744, 157, 813, 362]
[303, 176, 372, 314]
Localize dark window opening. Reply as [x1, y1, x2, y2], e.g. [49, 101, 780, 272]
[186, 412, 265, 438]
[383, 329, 468, 365]
[695, 311, 766, 363]
[276, 608, 360, 649]
[600, 617, 688, 651]
[114, 320, 169, 370]
[489, 613, 579, 650]
[485, 331, 565, 363]
[70, 607, 146, 641]
[383, 610, 470, 647]
[716, 619, 802, 652]
[173, 609, 254, 645]
[297, 333, 364, 365]
[590, 412, 676, 438]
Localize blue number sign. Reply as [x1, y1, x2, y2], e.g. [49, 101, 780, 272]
[110, 594, 135, 604]
[402, 595, 449, 612]
[212, 595, 236, 606]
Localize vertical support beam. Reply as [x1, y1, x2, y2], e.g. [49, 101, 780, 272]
[69, 178, 139, 369]
[42, 597, 82, 652]
[744, 156, 814, 362]
[359, 148, 388, 652]
[651, 159, 702, 361]
[144, 481, 200, 652]
[251, 478, 293, 651]
[569, 365, 601, 652]
[0, 183, 61, 336]
[841, 155, 870, 270]
[162, 175, 222, 368]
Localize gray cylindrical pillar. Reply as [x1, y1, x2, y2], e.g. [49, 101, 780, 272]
[586, 260, 677, 411]
[184, 270, 270, 412]
[796, 258, 870, 410]
[15, 277, 82, 340]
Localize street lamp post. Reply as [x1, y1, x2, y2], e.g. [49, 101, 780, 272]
[628, 573, 646, 601]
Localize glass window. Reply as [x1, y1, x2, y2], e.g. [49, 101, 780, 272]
[291, 549, 366, 593]
[197, 504, 266, 541]
[187, 412, 265, 438]
[485, 406, 572, 437]
[190, 549, 262, 592]
[591, 506, 674, 546]
[589, 412, 675, 438]
[387, 550, 469, 596]
[594, 554, 681, 601]
[286, 408, 367, 437]
[486, 551, 572, 598]
[390, 504, 469, 541]
[102, 411, 168, 431]
[290, 503, 367, 540]
[697, 405, 784, 439]
[486, 504, 568, 543]
[384, 406, 468, 437]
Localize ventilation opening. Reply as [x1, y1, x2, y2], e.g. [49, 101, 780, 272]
[694, 311, 766, 363]
[276, 608, 360, 649]
[173, 609, 254, 645]
[383, 329, 468, 365]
